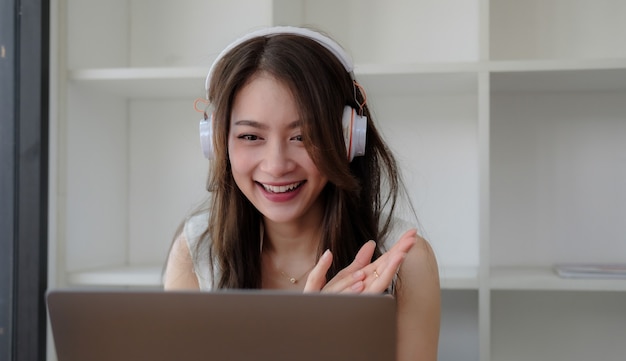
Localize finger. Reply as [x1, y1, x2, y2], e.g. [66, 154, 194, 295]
[362, 267, 390, 294]
[374, 252, 406, 292]
[352, 240, 377, 269]
[303, 249, 332, 293]
[322, 241, 375, 292]
[322, 267, 367, 294]
[345, 280, 365, 293]
[327, 271, 369, 295]
[354, 229, 413, 276]
[363, 252, 408, 294]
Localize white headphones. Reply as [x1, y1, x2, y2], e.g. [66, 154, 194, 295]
[199, 26, 367, 161]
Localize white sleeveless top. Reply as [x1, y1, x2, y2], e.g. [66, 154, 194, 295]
[184, 212, 412, 290]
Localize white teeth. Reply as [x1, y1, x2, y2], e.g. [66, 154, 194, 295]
[262, 182, 302, 193]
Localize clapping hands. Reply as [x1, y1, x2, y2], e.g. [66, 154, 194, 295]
[303, 229, 418, 294]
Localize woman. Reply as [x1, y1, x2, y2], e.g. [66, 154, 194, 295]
[165, 26, 440, 360]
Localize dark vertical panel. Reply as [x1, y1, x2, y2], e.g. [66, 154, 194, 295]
[0, 0, 17, 358]
[0, 0, 49, 360]
[15, 0, 50, 360]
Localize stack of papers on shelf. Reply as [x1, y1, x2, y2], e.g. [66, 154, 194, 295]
[553, 263, 626, 279]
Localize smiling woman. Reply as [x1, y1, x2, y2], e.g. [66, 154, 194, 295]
[163, 26, 440, 361]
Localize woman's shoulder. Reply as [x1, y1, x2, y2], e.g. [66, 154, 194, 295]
[395, 231, 440, 361]
[182, 210, 217, 290]
[184, 210, 210, 245]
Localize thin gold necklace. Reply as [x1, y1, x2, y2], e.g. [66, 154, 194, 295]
[277, 265, 315, 284]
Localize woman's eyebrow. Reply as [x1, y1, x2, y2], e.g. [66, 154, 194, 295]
[232, 120, 302, 129]
[232, 120, 268, 129]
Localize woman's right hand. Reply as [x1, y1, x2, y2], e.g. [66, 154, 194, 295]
[303, 229, 418, 294]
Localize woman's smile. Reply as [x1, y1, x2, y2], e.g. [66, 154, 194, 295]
[259, 181, 305, 194]
[257, 181, 306, 203]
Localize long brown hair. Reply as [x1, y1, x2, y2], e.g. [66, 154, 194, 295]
[192, 31, 405, 289]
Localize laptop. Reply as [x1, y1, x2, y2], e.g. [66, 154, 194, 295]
[47, 290, 397, 361]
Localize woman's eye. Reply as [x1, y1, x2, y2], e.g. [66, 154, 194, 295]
[291, 135, 303, 142]
[238, 134, 258, 141]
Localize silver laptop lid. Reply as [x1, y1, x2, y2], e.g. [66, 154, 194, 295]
[47, 290, 396, 361]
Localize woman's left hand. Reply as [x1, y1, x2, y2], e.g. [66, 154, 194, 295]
[303, 229, 418, 294]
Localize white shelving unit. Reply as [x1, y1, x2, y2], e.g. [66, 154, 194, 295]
[49, 1, 626, 360]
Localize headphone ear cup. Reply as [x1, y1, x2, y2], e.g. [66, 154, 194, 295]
[199, 114, 214, 159]
[342, 106, 367, 161]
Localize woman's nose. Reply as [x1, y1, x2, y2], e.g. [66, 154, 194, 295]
[259, 141, 295, 177]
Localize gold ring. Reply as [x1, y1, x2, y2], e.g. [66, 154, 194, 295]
[373, 270, 379, 278]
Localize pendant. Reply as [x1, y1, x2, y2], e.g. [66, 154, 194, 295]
[289, 277, 296, 284]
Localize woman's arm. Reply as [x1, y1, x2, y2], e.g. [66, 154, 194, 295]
[163, 233, 201, 290]
[395, 236, 440, 361]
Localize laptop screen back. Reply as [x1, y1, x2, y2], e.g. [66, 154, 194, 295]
[47, 290, 396, 361]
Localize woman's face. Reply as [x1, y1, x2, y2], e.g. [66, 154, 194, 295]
[228, 72, 328, 225]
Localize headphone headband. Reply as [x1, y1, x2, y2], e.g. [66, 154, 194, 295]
[205, 26, 354, 96]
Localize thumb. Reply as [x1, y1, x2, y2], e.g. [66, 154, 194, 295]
[303, 249, 333, 293]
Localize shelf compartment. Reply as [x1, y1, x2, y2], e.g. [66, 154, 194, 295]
[491, 290, 626, 361]
[68, 0, 273, 69]
[490, 0, 626, 61]
[62, 95, 208, 273]
[490, 89, 626, 269]
[284, 0, 480, 64]
[491, 65, 626, 93]
[439, 290, 479, 361]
